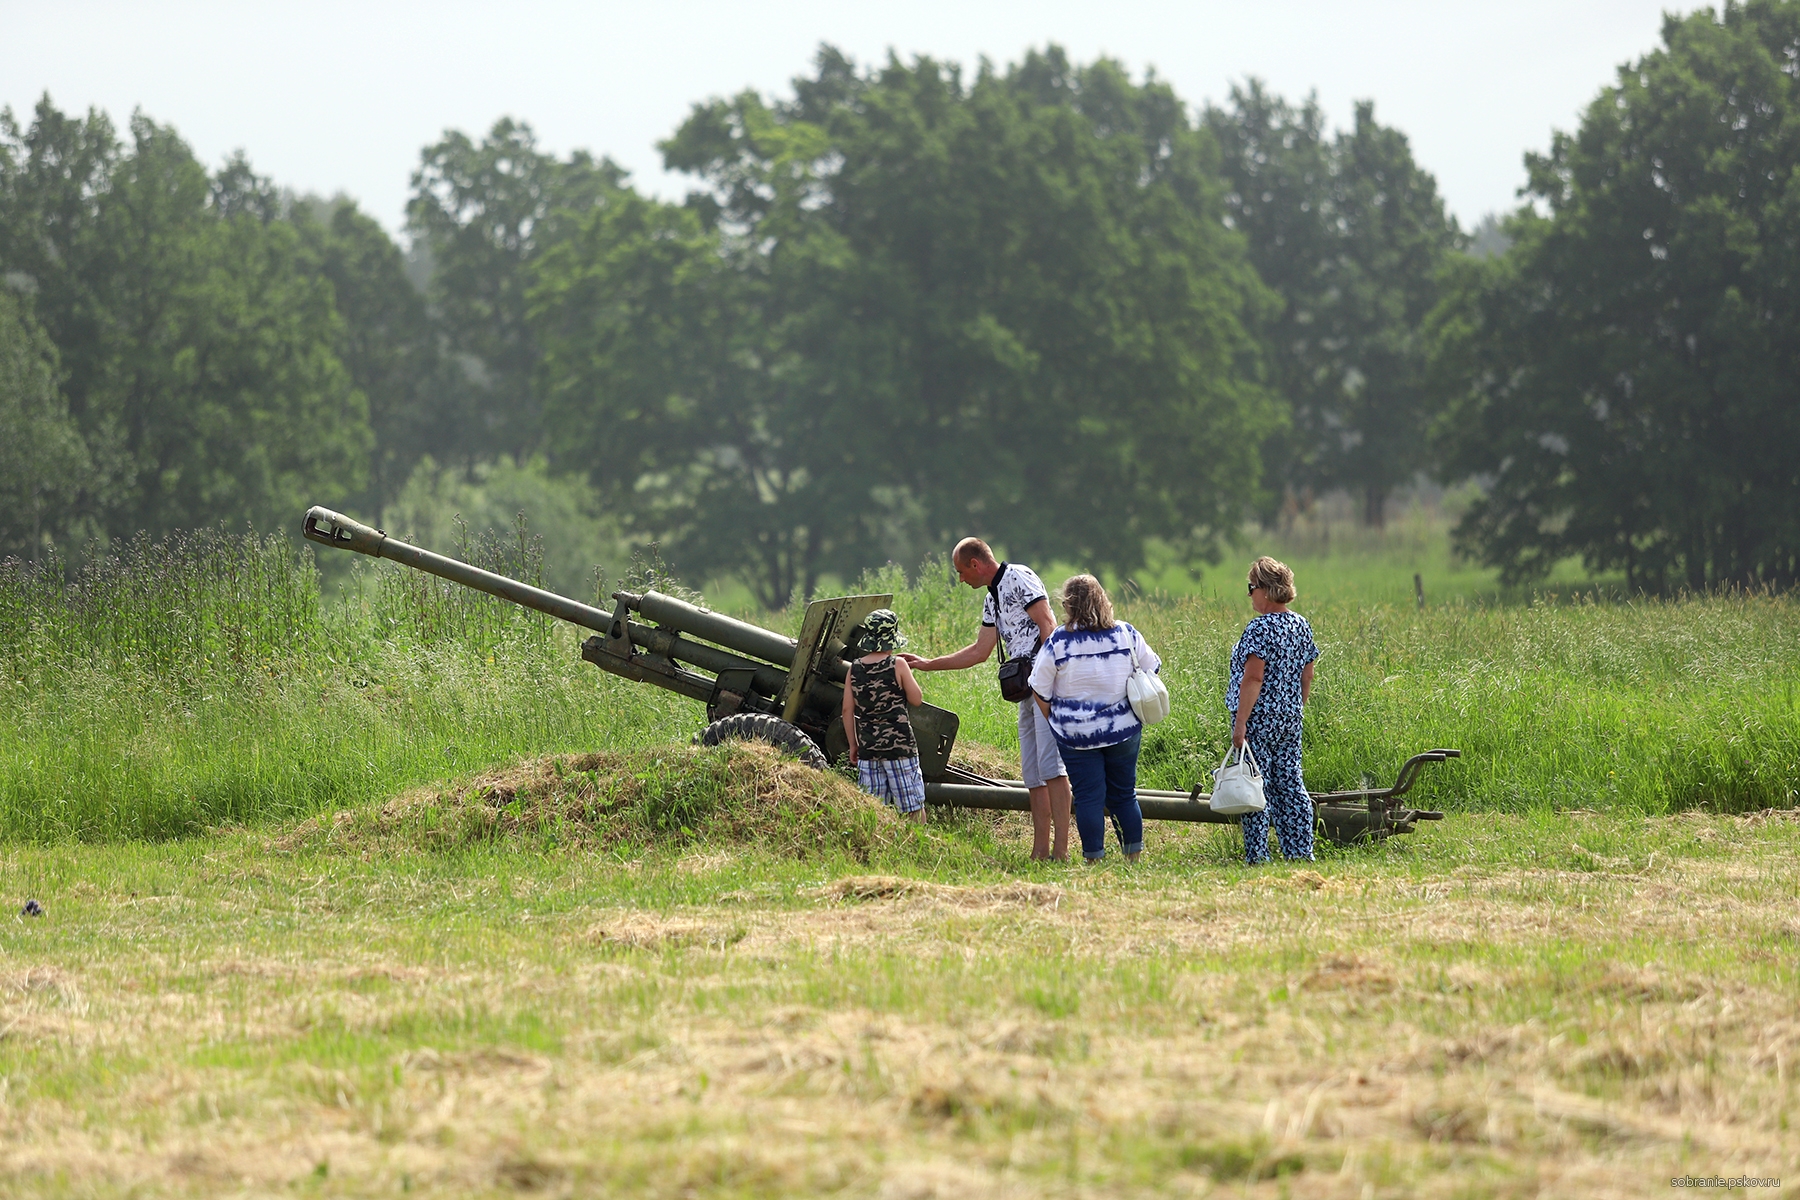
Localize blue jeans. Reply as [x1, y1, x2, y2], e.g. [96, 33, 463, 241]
[1055, 728, 1144, 860]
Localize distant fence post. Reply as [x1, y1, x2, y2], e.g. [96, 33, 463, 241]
[1414, 573, 1425, 611]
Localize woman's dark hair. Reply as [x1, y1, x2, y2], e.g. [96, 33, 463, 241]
[1059, 574, 1116, 631]
[1248, 556, 1297, 604]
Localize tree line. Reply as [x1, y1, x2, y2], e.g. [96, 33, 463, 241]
[4, 5, 1798, 601]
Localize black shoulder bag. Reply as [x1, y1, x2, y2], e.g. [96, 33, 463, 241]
[988, 564, 1042, 703]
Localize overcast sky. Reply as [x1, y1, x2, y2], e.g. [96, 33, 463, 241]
[4, 1, 1697, 235]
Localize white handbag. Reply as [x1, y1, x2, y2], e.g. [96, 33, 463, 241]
[1126, 639, 1171, 726]
[1209, 742, 1266, 816]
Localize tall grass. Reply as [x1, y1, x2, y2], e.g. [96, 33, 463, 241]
[1122, 590, 1800, 814]
[0, 528, 692, 840]
[0, 528, 325, 680]
[366, 513, 557, 650]
[1, 528, 1796, 842]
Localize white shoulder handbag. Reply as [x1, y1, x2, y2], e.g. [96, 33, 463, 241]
[1125, 632, 1171, 726]
[1209, 742, 1266, 816]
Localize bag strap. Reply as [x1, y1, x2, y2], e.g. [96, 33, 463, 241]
[1220, 740, 1260, 772]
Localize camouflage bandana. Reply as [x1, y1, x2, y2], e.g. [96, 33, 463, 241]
[857, 608, 907, 653]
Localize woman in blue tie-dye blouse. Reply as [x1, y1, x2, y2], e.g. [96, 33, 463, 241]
[1028, 575, 1162, 863]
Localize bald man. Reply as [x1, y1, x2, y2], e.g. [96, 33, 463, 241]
[900, 537, 1071, 861]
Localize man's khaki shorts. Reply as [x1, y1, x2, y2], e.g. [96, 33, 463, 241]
[1017, 699, 1067, 788]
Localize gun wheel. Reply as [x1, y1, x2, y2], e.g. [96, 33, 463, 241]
[695, 713, 828, 770]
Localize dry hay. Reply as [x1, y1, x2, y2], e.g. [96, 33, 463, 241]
[270, 741, 931, 862]
[1238, 866, 1362, 897]
[13, 794, 1795, 1195]
[1301, 954, 1397, 994]
[587, 912, 748, 951]
[808, 874, 1063, 909]
[4, 847, 1800, 1197]
[1737, 806, 1800, 827]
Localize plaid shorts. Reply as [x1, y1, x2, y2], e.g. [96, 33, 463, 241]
[857, 755, 927, 814]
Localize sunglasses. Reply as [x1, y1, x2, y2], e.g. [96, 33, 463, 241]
[1247, 582, 1262, 595]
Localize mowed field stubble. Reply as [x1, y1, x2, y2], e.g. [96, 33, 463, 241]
[0, 527, 1796, 1197]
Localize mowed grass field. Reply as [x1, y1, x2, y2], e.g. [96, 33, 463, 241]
[2, 783, 1795, 1198]
[0, 526, 1796, 1196]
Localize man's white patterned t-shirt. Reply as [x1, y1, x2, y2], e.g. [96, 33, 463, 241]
[980, 563, 1049, 660]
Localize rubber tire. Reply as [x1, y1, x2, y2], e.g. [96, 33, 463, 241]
[695, 713, 828, 770]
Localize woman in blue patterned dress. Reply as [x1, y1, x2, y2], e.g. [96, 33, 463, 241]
[1227, 556, 1318, 864]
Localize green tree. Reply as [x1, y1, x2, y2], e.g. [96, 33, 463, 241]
[0, 99, 369, 540]
[407, 120, 626, 460]
[530, 188, 793, 596]
[0, 289, 93, 556]
[536, 46, 1278, 604]
[1204, 83, 1336, 516]
[1433, 1, 1800, 590]
[1210, 88, 1461, 525]
[295, 198, 466, 523]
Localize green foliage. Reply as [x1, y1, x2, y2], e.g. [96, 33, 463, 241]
[1209, 84, 1462, 526]
[528, 189, 751, 580]
[536, 46, 1279, 607]
[0, 536, 689, 839]
[384, 454, 625, 599]
[0, 99, 370, 543]
[407, 118, 627, 460]
[1432, 1, 1800, 590]
[0, 289, 93, 556]
[293, 198, 467, 523]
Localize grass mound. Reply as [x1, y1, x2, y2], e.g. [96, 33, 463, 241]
[272, 740, 947, 862]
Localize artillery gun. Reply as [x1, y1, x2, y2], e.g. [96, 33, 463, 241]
[303, 506, 1454, 843]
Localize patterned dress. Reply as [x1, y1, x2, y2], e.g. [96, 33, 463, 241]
[851, 655, 925, 814]
[1227, 611, 1320, 864]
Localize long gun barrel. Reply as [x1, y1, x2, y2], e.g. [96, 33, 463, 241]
[303, 506, 613, 631]
[303, 506, 802, 699]
[301, 504, 914, 758]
